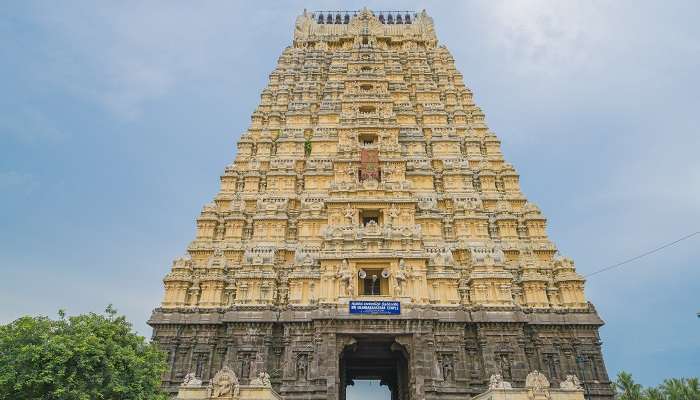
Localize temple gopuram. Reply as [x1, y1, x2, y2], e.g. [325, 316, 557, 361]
[150, 9, 614, 400]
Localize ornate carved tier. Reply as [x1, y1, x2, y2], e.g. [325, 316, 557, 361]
[150, 8, 613, 400]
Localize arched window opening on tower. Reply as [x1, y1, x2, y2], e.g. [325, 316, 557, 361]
[358, 105, 376, 114]
[360, 209, 381, 226]
[359, 133, 377, 145]
[358, 268, 388, 296]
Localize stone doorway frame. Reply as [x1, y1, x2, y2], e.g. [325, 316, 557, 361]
[338, 335, 411, 400]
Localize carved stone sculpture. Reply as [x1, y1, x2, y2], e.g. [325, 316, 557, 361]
[209, 365, 240, 398]
[489, 374, 512, 390]
[250, 371, 272, 387]
[560, 375, 583, 390]
[181, 372, 202, 387]
[344, 204, 355, 223]
[441, 355, 454, 382]
[526, 370, 550, 392]
[395, 259, 408, 296]
[297, 354, 309, 381]
[336, 259, 354, 297]
[388, 204, 399, 225]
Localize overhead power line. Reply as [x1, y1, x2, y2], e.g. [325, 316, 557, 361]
[585, 231, 700, 278]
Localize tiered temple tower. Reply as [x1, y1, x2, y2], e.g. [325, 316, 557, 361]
[150, 9, 613, 400]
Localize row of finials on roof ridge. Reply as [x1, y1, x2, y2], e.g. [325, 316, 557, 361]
[311, 10, 418, 25]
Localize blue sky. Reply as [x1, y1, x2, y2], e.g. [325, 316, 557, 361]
[1, 0, 698, 390]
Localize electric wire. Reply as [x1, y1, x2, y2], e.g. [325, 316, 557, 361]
[584, 231, 700, 277]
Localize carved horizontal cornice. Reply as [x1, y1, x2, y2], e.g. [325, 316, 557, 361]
[149, 306, 603, 326]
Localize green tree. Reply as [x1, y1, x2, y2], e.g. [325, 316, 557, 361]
[0, 306, 167, 400]
[660, 377, 700, 400]
[616, 371, 644, 400]
[615, 372, 700, 400]
[643, 387, 665, 400]
[688, 378, 700, 400]
[661, 378, 686, 400]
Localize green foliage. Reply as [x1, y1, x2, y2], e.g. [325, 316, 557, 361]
[304, 139, 312, 156]
[644, 387, 667, 400]
[615, 372, 700, 400]
[0, 306, 168, 400]
[617, 372, 644, 400]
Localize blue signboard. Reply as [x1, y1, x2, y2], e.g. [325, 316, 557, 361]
[349, 301, 401, 315]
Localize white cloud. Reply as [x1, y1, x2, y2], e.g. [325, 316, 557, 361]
[28, 2, 259, 119]
[477, 1, 612, 76]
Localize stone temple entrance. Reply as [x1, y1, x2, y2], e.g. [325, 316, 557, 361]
[339, 336, 410, 400]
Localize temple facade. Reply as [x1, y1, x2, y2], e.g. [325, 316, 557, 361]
[149, 9, 613, 400]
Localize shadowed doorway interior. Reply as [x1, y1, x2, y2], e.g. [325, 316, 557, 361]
[340, 336, 410, 400]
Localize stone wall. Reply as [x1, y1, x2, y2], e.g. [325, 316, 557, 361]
[151, 309, 613, 400]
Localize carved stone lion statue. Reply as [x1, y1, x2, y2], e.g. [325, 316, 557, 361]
[181, 372, 202, 387]
[560, 375, 583, 390]
[489, 374, 512, 390]
[525, 370, 550, 392]
[209, 365, 240, 398]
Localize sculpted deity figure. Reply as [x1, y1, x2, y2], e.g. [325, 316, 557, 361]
[441, 355, 454, 382]
[499, 354, 512, 380]
[209, 365, 240, 398]
[344, 204, 355, 224]
[260, 371, 271, 387]
[525, 370, 550, 392]
[250, 371, 271, 387]
[560, 375, 583, 390]
[181, 372, 202, 387]
[346, 165, 357, 180]
[388, 204, 399, 225]
[296, 354, 309, 381]
[489, 374, 512, 390]
[224, 281, 236, 306]
[336, 259, 354, 297]
[395, 259, 408, 296]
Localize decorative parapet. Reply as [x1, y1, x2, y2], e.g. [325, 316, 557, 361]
[474, 373, 584, 400]
[176, 368, 279, 400]
[293, 8, 437, 46]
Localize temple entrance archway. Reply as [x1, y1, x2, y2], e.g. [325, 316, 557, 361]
[339, 336, 410, 400]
